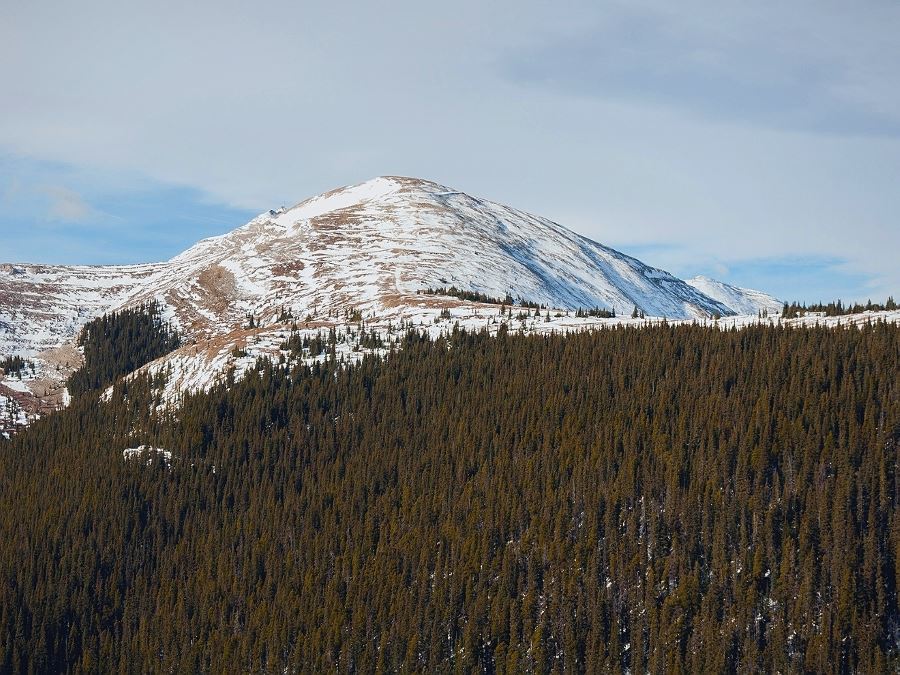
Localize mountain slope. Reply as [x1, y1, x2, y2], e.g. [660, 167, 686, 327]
[110, 176, 732, 334]
[3, 176, 747, 360]
[685, 275, 782, 316]
[0, 263, 162, 357]
[1, 176, 790, 415]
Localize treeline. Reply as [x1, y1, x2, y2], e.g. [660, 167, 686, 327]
[420, 286, 514, 305]
[67, 301, 181, 398]
[1, 323, 899, 672]
[0, 356, 34, 379]
[420, 286, 551, 309]
[575, 307, 616, 318]
[419, 287, 625, 316]
[782, 296, 898, 319]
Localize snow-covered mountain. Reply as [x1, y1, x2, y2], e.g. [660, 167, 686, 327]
[2, 176, 772, 357]
[0, 263, 162, 356]
[107, 176, 742, 327]
[685, 275, 783, 316]
[1, 175, 790, 428]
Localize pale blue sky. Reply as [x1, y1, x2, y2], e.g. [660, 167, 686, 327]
[1, 1, 898, 303]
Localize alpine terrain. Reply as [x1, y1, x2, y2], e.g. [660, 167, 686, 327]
[0, 174, 851, 433]
[2, 178, 899, 673]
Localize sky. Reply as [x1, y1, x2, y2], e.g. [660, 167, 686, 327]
[1, 1, 898, 303]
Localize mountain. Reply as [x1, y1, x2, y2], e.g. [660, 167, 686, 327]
[0, 176, 760, 352]
[685, 275, 782, 316]
[207, 175, 733, 320]
[1, 176, 786, 427]
[3, 180, 897, 672]
[0, 263, 161, 356]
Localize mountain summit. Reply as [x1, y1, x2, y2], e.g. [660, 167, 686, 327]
[215, 175, 735, 320]
[128, 175, 765, 331]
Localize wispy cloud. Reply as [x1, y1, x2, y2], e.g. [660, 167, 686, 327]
[43, 185, 92, 221]
[0, 154, 254, 264]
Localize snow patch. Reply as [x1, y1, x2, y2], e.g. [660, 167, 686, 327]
[122, 445, 173, 467]
[273, 176, 401, 228]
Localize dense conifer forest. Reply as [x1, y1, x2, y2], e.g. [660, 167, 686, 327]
[66, 301, 181, 397]
[1, 322, 898, 672]
[781, 297, 898, 318]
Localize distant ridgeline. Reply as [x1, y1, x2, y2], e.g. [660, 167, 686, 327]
[67, 301, 181, 398]
[1, 323, 898, 672]
[782, 296, 897, 319]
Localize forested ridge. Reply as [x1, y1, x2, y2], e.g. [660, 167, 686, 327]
[782, 297, 898, 319]
[1, 323, 898, 672]
[67, 301, 181, 398]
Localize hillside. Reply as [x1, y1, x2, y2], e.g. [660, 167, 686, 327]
[685, 275, 784, 316]
[0, 176, 793, 428]
[1, 324, 897, 671]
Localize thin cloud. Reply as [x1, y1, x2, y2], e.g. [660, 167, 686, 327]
[43, 185, 92, 222]
[2, 176, 22, 203]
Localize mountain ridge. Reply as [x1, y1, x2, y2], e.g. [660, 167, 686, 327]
[2, 175, 777, 358]
[1, 175, 788, 431]
[685, 275, 784, 316]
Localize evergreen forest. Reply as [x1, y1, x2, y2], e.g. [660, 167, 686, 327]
[781, 297, 898, 319]
[1, 322, 898, 672]
[66, 301, 181, 398]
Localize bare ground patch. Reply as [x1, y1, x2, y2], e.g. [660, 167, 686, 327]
[196, 265, 238, 314]
[38, 341, 83, 374]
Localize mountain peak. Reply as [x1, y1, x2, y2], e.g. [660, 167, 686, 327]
[265, 176, 478, 230]
[208, 176, 737, 321]
[270, 176, 404, 228]
[685, 275, 782, 315]
[1, 177, 783, 369]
